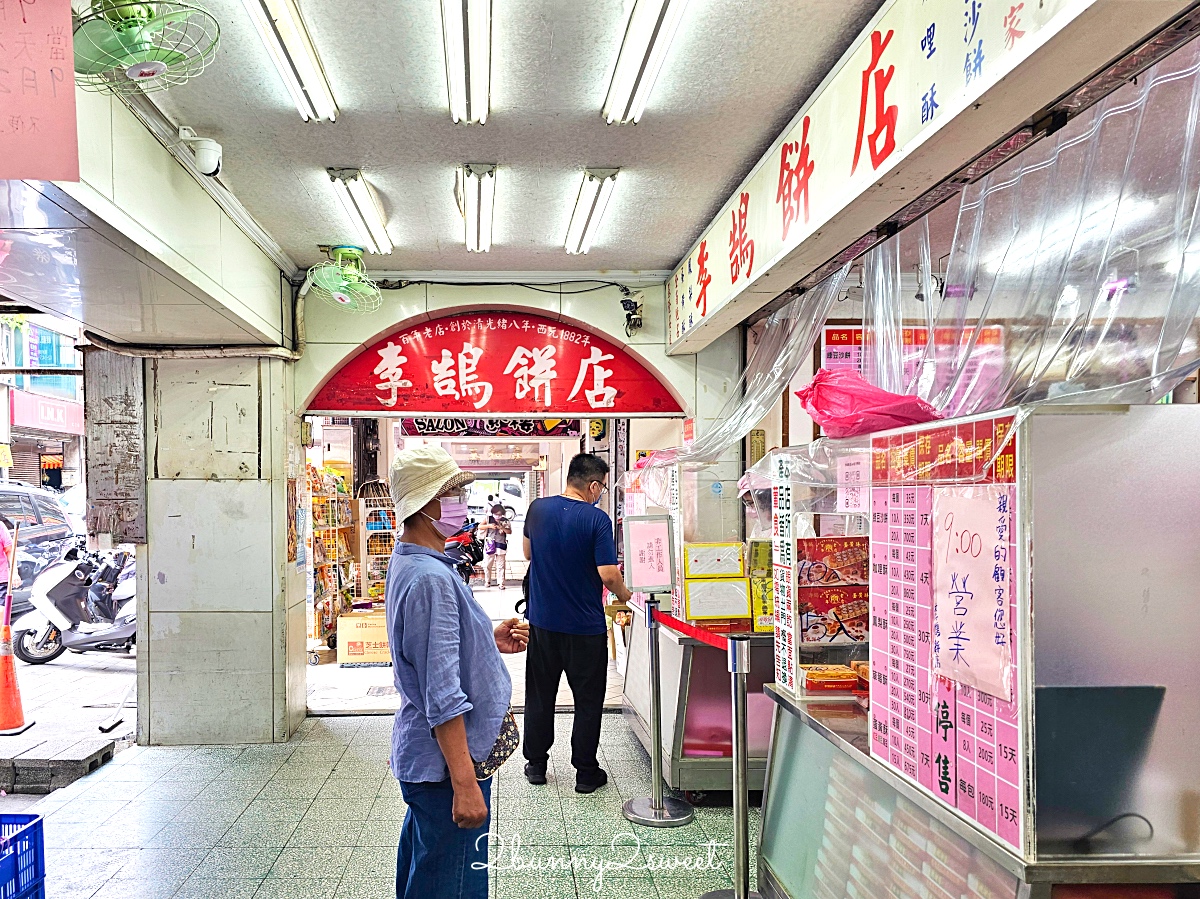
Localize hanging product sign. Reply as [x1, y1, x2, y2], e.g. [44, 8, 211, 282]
[667, 0, 1093, 350]
[867, 413, 1023, 852]
[311, 312, 683, 416]
[0, 0, 80, 181]
[396, 418, 581, 438]
[821, 324, 1006, 405]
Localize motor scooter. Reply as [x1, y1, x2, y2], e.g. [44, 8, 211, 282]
[444, 521, 483, 585]
[11, 545, 136, 664]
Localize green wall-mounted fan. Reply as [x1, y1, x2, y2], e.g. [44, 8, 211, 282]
[74, 1, 220, 94]
[303, 247, 384, 314]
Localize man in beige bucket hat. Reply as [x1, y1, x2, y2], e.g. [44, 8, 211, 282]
[384, 445, 528, 899]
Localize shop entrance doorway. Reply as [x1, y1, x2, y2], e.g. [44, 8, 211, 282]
[303, 415, 634, 715]
[300, 310, 686, 715]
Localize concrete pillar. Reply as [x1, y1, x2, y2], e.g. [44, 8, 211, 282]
[141, 357, 306, 744]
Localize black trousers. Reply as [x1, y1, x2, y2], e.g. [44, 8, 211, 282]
[522, 624, 608, 774]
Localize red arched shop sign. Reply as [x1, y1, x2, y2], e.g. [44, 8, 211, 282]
[309, 312, 684, 416]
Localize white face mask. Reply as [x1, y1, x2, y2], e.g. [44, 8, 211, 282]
[424, 499, 468, 538]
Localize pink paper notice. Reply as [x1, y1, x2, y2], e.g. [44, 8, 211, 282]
[625, 517, 672, 591]
[0, 0, 80, 181]
[931, 485, 1014, 702]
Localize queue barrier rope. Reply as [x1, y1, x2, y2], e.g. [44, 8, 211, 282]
[650, 609, 730, 652]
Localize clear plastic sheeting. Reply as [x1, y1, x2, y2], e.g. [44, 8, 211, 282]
[631, 264, 851, 508]
[862, 38, 1200, 415]
[739, 407, 1032, 533]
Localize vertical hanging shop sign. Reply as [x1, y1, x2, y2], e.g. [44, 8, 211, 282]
[667, 0, 1093, 349]
[0, 0, 80, 181]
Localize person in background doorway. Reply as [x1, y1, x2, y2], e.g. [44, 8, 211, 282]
[481, 503, 511, 589]
[386, 446, 529, 899]
[521, 453, 632, 793]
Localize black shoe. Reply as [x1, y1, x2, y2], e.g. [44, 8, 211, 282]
[524, 762, 547, 785]
[574, 768, 608, 794]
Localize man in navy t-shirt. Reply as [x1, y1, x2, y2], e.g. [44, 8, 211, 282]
[521, 453, 632, 793]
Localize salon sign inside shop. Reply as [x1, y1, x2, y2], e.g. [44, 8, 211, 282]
[310, 312, 683, 416]
[666, 0, 1090, 348]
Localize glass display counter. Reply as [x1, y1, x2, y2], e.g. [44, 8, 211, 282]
[758, 405, 1200, 897]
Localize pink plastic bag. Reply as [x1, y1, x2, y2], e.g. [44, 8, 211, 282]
[796, 368, 942, 438]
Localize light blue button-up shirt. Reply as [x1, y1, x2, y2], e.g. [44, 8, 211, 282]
[385, 542, 512, 783]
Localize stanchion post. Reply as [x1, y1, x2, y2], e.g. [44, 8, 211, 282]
[623, 596, 694, 827]
[700, 635, 761, 899]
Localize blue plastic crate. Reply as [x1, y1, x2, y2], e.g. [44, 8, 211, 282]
[0, 815, 43, 899]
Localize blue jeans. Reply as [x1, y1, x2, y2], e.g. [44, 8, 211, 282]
[396, 777, 492, 899]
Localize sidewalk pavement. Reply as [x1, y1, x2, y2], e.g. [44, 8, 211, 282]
[29, 713, 758, 899]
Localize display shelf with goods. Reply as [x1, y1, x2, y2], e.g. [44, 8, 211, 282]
[352, 480, 396, 604]
[307, 465, 355, 664]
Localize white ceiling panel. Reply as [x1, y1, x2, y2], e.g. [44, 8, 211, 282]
[0, 227, 269, 344]
[154, 0, 885, 273]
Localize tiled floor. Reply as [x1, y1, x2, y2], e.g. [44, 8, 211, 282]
[306, 655, 626, 714]
[307, 585, 627, 714]
[32, 713, 759, 899]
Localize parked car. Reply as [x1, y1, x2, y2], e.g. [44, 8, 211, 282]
[0, 482, 78, 618]
[60, 483, 87, 535]
[467, 478, 527, 520]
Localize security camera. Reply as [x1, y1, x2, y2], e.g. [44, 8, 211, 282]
[178, 126, 222, 177]
[620, 289, 644, 337]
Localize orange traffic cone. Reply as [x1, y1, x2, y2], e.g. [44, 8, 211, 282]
[0, 524, 32, 736]
[0, 625, 32, 735]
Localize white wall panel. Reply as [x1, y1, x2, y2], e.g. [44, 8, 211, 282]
[560, 284, 667, 350]
[303, 286, 430, 346]
[110, 99, 224, 282]
[146, 479, 275, 613]
[152, 358, 261, 479]
[219, 213, 284, 338]
[147, 610, 274, 744]
[75, 90, 113, 201]
[426, 282, 548, 314]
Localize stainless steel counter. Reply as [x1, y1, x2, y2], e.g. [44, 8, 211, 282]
[761, 684, 1200, 896]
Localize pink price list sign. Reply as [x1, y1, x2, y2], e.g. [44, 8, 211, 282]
[623, 516, 675, 594]
[867, 414, 1024, 853]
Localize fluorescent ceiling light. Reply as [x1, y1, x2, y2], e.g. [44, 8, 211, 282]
[242, 0, 338, 122]
[603, 0, 691, 124]
[458, 164, 497, 252]
[565, 169, 619, 255]
[441, 0, 491, 124]
[328, 169, 393, 255]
